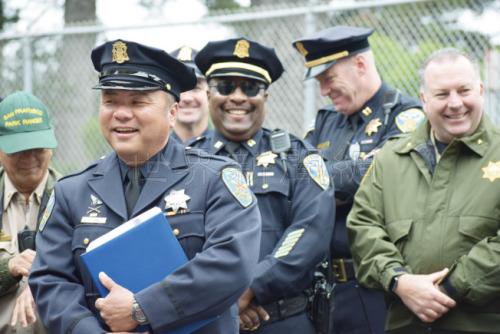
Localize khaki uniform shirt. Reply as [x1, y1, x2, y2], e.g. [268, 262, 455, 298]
[0, 172, 48, 334]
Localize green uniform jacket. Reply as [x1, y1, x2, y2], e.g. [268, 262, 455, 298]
[0, 167, 62, 295]
[347, 114, 500, 333]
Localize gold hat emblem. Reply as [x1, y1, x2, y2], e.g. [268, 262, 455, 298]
[112, 41, 130, 64]
[295, 42, 308, 57]
[234, 39, 250, 59]
[177, 46, 193, 61]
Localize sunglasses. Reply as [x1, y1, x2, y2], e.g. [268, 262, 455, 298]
[209, 80, 266, 97]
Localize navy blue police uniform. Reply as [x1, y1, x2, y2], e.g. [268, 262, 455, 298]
[293, 26, 425, 334]
[29, 39, 261, 334]
[190, 37, 336, 333]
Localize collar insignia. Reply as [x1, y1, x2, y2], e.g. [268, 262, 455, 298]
[362, 107, 372, 116]
[365, 118, 382, 136]
[257, 151, 278, 168]
[482, 161, 500, 182]
[164, 189, 191, 214]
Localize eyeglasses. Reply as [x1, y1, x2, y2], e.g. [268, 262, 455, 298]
[209, 80, 266, 97]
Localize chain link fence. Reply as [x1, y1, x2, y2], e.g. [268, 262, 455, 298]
[0, 0, 498, 175]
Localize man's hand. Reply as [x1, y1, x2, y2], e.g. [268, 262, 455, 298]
[395, 269, 456, 323]
[11, 286, 37, 328]
[8, 250, 36, 277]
[95, 272, 136, 332]
[238, 288, 269, 331]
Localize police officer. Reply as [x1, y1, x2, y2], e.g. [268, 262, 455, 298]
[292, 26, 425, 333]
[187, 37, 335, 333]
[29, 39, 261, 334]
[169, 46, 212, 143]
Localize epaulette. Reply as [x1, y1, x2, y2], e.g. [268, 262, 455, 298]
[185, 146, 235, 164]
[57, 155, 106, 181]
[319, 104, 337, 113]
[184, 135, 208, 147]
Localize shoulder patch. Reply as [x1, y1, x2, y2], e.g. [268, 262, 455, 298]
[302, 118, 316, 139]
[39, 190, 55, 232]
[396, 108, 425, 133]
[222, 167, 253, 208]
[303, 154, 330, 190]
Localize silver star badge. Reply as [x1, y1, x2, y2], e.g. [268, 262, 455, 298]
[164, 189, 191, 214]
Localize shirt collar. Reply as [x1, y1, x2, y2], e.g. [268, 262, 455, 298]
[3, 170, 49, 208]
[211, 128, 263, 157]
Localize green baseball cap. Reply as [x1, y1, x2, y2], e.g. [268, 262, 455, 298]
[0, 91, 57, 154]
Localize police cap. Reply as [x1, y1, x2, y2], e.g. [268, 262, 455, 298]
[171, 46, 205, 79]
[292, 26, 374, 80]
[195, 37, 284, 86]
[91, 39, 197, 101]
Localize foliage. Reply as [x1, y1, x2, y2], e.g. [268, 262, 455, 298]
[0, 0, 19, 31]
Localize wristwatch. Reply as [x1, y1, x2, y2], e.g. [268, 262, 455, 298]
[390, 275, 400, 293]
[131, 298, 149, 325]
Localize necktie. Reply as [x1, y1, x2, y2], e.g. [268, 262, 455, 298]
[326, 113, 361, 161]
[125, 168, 142, 217]
[224, 141, 241, 162]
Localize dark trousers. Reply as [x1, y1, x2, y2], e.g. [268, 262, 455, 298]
[331, 280, 387, 334]
[389, 326, 486, 334]
[240, 311, 315, 334]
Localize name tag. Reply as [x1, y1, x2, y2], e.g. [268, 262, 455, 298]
[81, 217, 107, 224]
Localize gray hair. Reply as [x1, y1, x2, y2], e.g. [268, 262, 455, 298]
[418, 47, 481, 93]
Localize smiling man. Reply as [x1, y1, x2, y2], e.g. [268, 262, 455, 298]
[170, 46, 212, 143]
[292, 25, 425, 334]
[347, 48, 500, 333]
[188, 37, 335, 334]
[29, 39, 261, 334]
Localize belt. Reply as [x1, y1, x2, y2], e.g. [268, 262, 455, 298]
[332, 258, 356, 282]
[261, 294, 309, 323]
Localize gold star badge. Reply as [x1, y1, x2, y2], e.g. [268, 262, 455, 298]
[365, 118, 382, 136]
[257, 151, 278, 168]
[164, 189, 191, 214]
[482, 161, 500, 182]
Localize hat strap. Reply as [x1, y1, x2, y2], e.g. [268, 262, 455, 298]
[205, 62, 272, 84]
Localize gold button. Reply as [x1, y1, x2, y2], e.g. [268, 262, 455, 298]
[359, 152, 366, 159]
[83, 238, 90, 245]
[262, 184, 269, 189]
[173, 229, 180, 236]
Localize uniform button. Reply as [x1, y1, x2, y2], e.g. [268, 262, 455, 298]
[173, 229, 180, 236]
[359, 152, 366, 159]
[262, 184, 269, 189]
[83, 238, 90, 245]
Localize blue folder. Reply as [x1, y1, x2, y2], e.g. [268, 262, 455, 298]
[81, 206, 215, 334]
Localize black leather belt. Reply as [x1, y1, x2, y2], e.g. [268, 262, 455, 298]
[261, 294, 309, 323]
[332, 258, 356, 282]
